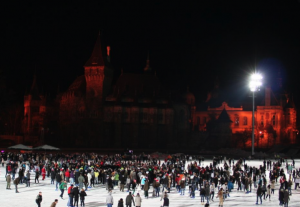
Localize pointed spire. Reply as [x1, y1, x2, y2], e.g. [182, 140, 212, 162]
[84, 33, 105, 67]
[29, 74, 41, 100]
[144, 51, 152, 73]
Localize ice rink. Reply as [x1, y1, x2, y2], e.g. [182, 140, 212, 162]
[1, 159, 300, 207]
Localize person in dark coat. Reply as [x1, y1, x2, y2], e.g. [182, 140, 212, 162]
[107, 176, 113, 192]
[19, 168, 24, 184]
[125, 192, 135, 207]
[120, 173, 126, 192]
[144, 179, 149, 199]
[26, 170, 31, 187]
[163, 194, 169, 207]
[283, 189, 290, 207]
[50, 168, 56, 184]
[35, 192, 42, 207]
[256, 185, 262, 205]
[75, 170, 80, 184]
[118, 198, 124, 207]
[73, 186, 80, 207]
[35, 170, 40, 183]
[279, 188, 284, 206]
[14, 177, 20, 193]
[56, 172, 62, 190]
[79, 188, 87, 207]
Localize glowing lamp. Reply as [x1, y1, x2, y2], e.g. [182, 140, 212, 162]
[249, 73, 262, 92]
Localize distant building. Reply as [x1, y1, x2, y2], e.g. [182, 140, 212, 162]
[22, 34, 297, 148]
[189, 88, 297, 148]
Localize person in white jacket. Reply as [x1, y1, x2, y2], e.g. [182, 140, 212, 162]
[87, 172, 92, 188]
[135, 193, 142, 207]
[210, 183, 215, 201]
[106, 191, 114, 207]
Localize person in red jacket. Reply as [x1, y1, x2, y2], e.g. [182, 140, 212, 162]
[65, 169, 70, 183]
[67, 184, 74, 207]
[175, 175, 181, 192]
[41, 167, 46, 180]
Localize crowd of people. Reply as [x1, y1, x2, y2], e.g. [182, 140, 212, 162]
[1, 151, 299, 207]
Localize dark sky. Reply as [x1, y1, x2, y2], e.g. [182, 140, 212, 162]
[3, 1, 300, 105]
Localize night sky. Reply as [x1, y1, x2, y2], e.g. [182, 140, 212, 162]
[3, 1, 300, 106]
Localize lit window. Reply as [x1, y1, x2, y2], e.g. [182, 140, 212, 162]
[243, 117, 247, 125]
[272, 115, 275, 126]
[235, 116, 239, 126]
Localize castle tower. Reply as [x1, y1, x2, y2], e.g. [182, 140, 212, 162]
[23, 75, 46, 143]
[84, 33, 113, 114]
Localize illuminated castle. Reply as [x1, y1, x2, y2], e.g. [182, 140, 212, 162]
[22, 34, 297, 148]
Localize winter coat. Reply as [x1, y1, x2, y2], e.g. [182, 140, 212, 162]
[78, 175, 85, 184]
[284, 190, 289, 203]
[141, 177, 146, 185]
[65, 170, 70, 178]
[14, 177, 20, 185]
[271, 180, 275, 189]
[200, 188, 206, 196]
[50, 201, 57, 207]
[59, 182, 67, 190]
[135, 196, 142, 206]
[163, 197, 169, 206]
[6, 174, 11, 183]
[256, 186, 262, 196]
[36, 194, 42, 203]
[73, 187, 80, 198]
[279, 189, 284, 202]
[79, 191, 87, 200]
[205, 186, 210, 196]
[56, 173, 62, 182]
[117, 200, 124, 207]
[106, 193, 114, 204]
[144, 181, 149, 191]
[180, 180, 185, 188]
[51, 170, 56, 179]
[114, 173, 119, 181]
[120, 174, 126, 184]
[126, 195, 135, 205]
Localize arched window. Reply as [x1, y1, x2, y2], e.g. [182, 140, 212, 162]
[234, 115, 239, 126]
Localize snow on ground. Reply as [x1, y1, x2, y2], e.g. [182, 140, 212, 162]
[1, 159, 300, 207]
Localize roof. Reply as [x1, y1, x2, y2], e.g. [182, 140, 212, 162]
[84, 33, 105, 67]
[66, 75, 86, 96]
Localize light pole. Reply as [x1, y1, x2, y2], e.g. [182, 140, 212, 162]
[249, 73, 262, 156]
